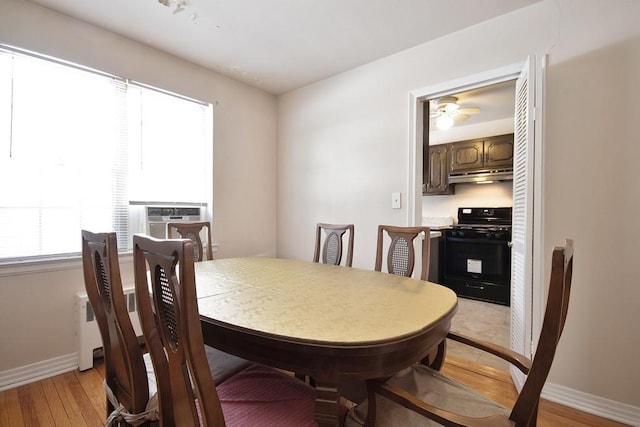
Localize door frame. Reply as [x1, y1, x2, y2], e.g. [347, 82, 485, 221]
[406, 58, 546, 372]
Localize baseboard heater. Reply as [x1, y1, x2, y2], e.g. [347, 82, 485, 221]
[75, 286, 142, 371]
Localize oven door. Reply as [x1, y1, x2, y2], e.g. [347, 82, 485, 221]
[443, 236, 511, 305]
[444, 236, 511, 283]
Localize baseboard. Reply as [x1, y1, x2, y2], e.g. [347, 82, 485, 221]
[543, 382, 640, 426]
[0, 353, 78, 392]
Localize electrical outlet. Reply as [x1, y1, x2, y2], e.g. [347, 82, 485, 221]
[392, 192, 401, 209]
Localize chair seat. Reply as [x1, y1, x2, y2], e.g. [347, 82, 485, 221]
[217, 364, 318, 426]
[205, 345, 254, 385]
[144, 346, 252, 396]
[345, 364, 509, 426]
[139, 349, 254, 425]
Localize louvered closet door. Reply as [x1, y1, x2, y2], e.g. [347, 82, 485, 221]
[511, 56, 535, 390]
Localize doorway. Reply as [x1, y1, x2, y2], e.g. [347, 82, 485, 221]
[406, 57, 544, 388]
[425, 81, 516, 371]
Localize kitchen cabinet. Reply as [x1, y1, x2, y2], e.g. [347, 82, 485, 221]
[484, 134, 514, 169]
[450, 134, 513, 172]
[422, 102, 454, 196]
[424, 143, 454, 195]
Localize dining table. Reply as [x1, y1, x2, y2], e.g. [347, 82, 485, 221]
[195, 257, 458, 426]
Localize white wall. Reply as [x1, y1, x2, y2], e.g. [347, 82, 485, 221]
[422, 182, 513, 223]
[543, 1, 640, 406]
[277, 0, 640, 417]
[277, 1, 554, 268]
[0, 0, 277, 372]
[429, 117, 514, 145]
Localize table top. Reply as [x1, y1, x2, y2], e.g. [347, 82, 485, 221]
[195, 257, 457, 345]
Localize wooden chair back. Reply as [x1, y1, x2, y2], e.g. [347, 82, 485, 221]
[510, 239, 574, 425]
[374, 225, 430, 280]
[133, 234, 225, 426]
[81, 230, 150, 424]
[167, 221, 213, 262]
[313, 223, 354, 267]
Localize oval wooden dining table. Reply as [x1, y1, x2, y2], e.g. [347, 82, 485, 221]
[195, 257, 458, 426]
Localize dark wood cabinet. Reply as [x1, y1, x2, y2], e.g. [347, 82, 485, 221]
[484, 134, 514, 168]
[450, 134, 513, 172]
[424, 143, 453, 195]
[450, 140, 484, 172]
[422, 103, 454, 195]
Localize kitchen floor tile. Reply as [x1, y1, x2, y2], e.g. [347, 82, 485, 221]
[448, 297, 510, 371]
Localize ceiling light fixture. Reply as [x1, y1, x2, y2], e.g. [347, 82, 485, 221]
[431, 96, 481, 131]
[435, 115, 454, 130]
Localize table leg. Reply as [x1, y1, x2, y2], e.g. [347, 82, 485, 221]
[421, 338, 447, 371]
[314, 380, 342, 426]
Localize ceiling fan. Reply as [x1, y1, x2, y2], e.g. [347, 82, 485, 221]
[430, 96, 480, 130]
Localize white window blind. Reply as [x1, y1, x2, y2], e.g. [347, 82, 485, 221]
[127, 83, 211, 204]
[0, 46, 212, 261]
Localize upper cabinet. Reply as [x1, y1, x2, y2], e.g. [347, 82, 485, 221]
[450, 134, 514, 172]
[424, 143, 453, 195]
[449, 139, 483, 172]
[484, 134, 514, 168]
[423, 133, 514, 196]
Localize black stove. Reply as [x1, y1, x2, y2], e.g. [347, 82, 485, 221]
[442, 207, 512, 305]
[446, 207, 512, 239]
[447, 226, 511, 239]
[455, 206, 512, 226]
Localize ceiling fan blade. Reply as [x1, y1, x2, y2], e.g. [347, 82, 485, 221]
[453, 114, 470, 122]
[458, 107, 480, 115]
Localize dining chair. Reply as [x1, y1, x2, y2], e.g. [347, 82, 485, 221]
[133, 234, 318, 426]
[374, 225, 431, 280]
[313, 223, 355, 266]
[347, 239, 574, 427]
[83, 230, 251, 426]
[81, 230, 158, 426]
[166, 221, 213, 262]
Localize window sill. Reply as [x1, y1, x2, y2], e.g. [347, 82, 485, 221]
[0, 243, 217, 277]
[0, 252, 133, 277]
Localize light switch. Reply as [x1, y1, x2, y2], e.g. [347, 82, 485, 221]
[392, 192, 401, 209]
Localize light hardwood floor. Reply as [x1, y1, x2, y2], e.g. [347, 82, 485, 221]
[442, 355, 628, 427]
[0, 355, 629, 426]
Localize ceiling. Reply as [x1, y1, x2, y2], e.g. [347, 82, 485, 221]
[25, 0, 540, 95]
[430, 80, 517, 130]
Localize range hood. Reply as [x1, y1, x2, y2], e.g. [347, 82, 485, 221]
[448, 169, 513, 184]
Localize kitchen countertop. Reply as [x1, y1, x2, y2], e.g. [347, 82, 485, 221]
[422, 216, 454, 230]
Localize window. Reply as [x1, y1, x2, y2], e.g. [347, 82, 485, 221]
[0, 46, 212, 262]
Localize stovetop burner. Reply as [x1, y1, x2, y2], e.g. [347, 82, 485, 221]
[452, 224, 512, 230]
[446, 226, 511, 240]
[456, 207, 512, 227]
[445, 207, 513, 240]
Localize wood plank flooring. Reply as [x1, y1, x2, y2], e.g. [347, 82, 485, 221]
[0, 356, 629, 426]
[441, 356, 629, 427]
[1, 364, 107, 427]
